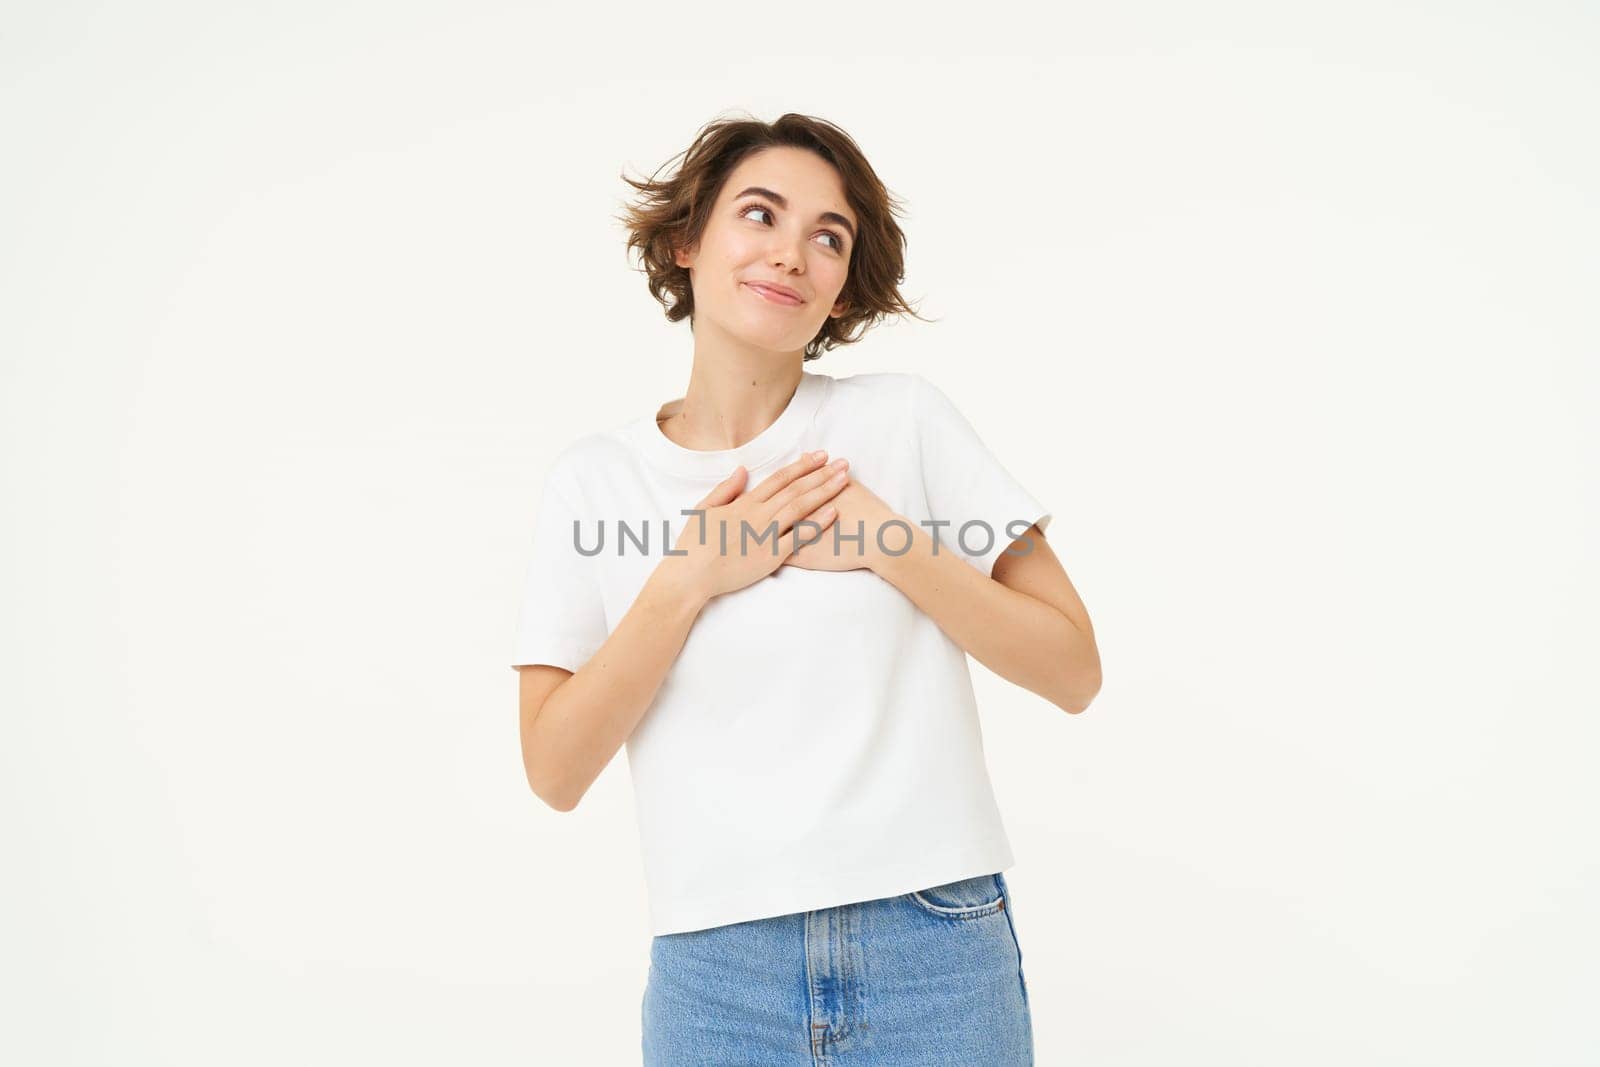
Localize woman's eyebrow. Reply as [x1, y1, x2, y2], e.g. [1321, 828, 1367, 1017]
[733, 185, 856, 243]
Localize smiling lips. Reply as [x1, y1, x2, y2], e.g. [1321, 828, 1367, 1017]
[745, 281, 805, 307]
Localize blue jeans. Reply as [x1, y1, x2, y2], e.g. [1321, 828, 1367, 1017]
[642, 872, 1033, 1065]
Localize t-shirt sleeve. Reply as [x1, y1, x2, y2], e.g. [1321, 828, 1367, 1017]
[912, 374, 1053, 577]
[509, 461, 609, 673]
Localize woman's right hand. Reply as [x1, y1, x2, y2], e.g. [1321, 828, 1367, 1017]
[667, 450, 851, 602]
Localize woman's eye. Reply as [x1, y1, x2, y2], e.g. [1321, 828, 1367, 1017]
[740, 203, 846, 253]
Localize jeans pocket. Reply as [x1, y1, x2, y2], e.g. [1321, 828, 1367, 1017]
[905, 873, 1006, 920]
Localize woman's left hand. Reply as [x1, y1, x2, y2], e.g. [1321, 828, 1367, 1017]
[781, 477, 901, 573]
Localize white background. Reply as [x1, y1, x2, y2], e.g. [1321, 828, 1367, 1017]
[4, 2, 1596, 1063]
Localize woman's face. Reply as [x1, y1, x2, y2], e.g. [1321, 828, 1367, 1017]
[674, 145, 857, 353]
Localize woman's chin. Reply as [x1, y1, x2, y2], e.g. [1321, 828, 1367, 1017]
[729, 318, 811, 352]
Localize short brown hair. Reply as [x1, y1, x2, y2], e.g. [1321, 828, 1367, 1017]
[615, 111, 928, 361]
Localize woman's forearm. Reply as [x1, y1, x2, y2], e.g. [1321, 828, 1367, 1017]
[872, 523, 1100, 714]
[522, 558, 708, 810]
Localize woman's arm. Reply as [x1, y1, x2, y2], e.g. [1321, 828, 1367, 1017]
[872, 519, 1101, 715]
[517, 450, 851, 811]
[518, 559, 708, 811]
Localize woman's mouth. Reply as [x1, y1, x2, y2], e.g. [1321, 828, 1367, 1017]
[744, 282, 804, 307]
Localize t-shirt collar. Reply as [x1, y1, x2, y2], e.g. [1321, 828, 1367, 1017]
[625, 370, 832, 480]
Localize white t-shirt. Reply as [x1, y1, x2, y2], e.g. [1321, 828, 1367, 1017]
[511, 369, 1052, 936]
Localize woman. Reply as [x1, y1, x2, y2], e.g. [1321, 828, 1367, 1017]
[511, 112, 1101, 1065]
